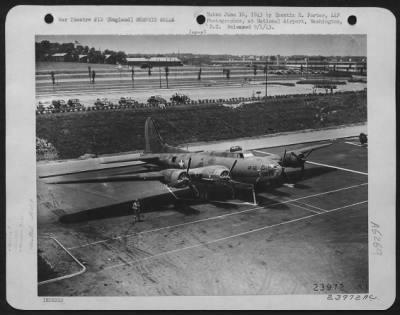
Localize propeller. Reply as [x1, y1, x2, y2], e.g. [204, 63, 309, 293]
[186, 157, 192, 174]
[280, 149, 307, 183]
[228, 159, 238, 178]
[184, 157, 199, 197]
[227, 160, 238, 197]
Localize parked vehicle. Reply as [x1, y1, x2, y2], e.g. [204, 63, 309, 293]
[51, 99, 68, 112]
[147, 95, 167, 106]
[170, 93, 190, 104]
[67, 99, 85, 111]
[37, 99, 52, 113]
[118, 97, 139, 107]
[94, 98, 113, 109]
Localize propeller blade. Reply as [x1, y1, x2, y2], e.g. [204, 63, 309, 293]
[188, 182, 199, 197]
[283, 149, 287, 161]
[228, 159, 238, 177]
[186, 157, 192, 174]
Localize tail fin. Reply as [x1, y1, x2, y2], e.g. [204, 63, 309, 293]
[144, 117, 188, 153]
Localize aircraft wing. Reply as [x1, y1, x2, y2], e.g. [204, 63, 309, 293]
[37, 179, 192, 224]
[42, 171, 166, 184]
[37, 158, 192, 224]
[100, 153, 161, 165]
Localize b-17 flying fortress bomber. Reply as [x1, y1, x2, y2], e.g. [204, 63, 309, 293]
[41, 117, 332, 207]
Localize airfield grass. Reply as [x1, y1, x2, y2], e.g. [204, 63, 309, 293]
[36, 91, 367, 159]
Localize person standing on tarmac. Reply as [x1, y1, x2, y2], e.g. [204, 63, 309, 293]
[131, 199, 144, 222]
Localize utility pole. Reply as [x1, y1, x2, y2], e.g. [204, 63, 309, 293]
[305, 57, 308, 79]
[131, 65, 135, 89]
[264, 57, 268, 100]
[159, 66, 162, 88]
[165, 66, 169, 88]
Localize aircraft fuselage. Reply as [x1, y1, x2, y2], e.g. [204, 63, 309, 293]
[154, 151, 283, 185]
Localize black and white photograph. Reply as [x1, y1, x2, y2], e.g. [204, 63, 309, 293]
[36, 34, 369, 296]
[5, 6, 396, 310]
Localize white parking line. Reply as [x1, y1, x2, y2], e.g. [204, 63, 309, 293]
[327, 200, 368, 211]
[38, 237, 87, 286]
[253, 150, 274, 155]
[306, 161, 368, 176]
[102, 199, 368, 271]
[344, 141, 364, 147]
[68, 182, 367, 250]
[287, 202, 321, 214]
[293, 200, 327, 212]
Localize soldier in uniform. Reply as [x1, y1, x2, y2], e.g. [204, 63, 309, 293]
[131, 199, 143, 222]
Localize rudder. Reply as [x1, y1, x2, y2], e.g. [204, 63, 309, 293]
[144, 117, 165, 153]
[144, 117, 188, 153]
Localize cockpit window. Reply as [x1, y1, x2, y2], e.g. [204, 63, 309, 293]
[238, 153, 244, 158]
[243, 152, 254, 158]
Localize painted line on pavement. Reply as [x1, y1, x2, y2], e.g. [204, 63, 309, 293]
[253, 150, 274, 155]
[292, 200, 327, 212]
[38, 237, 87, 286]
[344, 141, 363, 147]
[287, 202, 322, 214]
[67, 182, 367, 250]
[306, 161, 368, 176]
[102, 199, 368, 271]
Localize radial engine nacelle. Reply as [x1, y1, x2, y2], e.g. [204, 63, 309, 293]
[160, 169, 189, 187]
[280, 151, 306, 168]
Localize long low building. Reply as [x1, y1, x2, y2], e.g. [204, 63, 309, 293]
[126, 56, 183, 67]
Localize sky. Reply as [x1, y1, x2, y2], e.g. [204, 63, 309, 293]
[36, 35, 366, 56]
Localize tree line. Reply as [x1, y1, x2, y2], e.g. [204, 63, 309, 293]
[35, 40, 127, 64]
